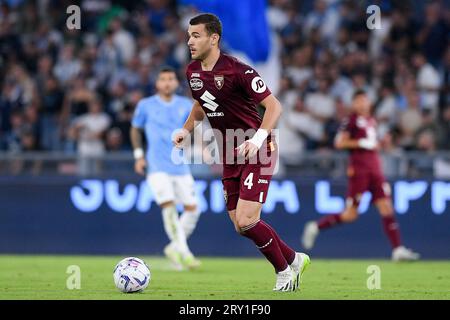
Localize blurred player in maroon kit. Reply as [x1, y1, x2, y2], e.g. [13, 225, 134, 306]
[173, 13, 310, 291]
[302, 90, 420, 261]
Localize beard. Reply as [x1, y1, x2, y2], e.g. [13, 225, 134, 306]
[192, 47, 211, 61]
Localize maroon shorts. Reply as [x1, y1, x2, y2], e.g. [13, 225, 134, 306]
[222, 142, 277, 211]
[346, 167, 391, 207]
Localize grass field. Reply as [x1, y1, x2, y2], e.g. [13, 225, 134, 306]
[0, 255, 449, 300]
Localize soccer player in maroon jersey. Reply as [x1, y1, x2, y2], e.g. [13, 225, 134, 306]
[302, 90, 420, 261]
[172, 13, 310, 291]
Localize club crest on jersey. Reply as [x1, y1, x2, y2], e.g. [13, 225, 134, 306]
[214, 75, 224, 90]
[190, 78, 203, 91]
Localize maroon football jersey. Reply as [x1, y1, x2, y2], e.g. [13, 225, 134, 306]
[339, 113, 383, 173]
[186, 53, 272, 161]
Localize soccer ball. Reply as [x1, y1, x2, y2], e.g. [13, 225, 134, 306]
[113, 257, 151, 293]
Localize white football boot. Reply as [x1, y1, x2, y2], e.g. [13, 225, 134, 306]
[273, 267, 296, 292]
[164, 243, 184, 270]
[290, 252, 311, 290]
[302, 221, 319, 250]
[392, 246, 420, 261]
[182, 253, 202, 270]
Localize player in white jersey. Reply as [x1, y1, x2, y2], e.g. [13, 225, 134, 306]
[130, 67, 201, 270]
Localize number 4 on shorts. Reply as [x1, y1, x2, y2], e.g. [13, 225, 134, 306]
[244, 172, 254, 190]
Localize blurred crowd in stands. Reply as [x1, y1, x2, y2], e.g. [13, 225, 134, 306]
[0, 0, 449, 169]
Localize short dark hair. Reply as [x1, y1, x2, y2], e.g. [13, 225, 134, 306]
[158, 66, 177, 77]
[352, 89, 367, 100]
[189, 13, 222, 39]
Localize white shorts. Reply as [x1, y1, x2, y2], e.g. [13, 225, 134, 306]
[147, 172, 197, 206]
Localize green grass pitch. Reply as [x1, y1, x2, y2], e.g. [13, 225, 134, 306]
[0, 255, 449, 300]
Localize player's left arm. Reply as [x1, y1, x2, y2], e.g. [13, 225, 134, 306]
[235, 63, 281, 158]
[237, 94, 282, 159]
[259, 94, 282, 132]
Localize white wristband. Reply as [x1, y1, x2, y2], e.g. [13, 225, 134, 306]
[358, 138, 376, 150]
[248, 129, 269, 149]
[133, 148, 144, 160]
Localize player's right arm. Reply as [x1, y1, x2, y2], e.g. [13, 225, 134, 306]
[130, 126, 146, 175]
[130, 100, 147, 175]
[334, 118, 377, 150]
[334, 131, 361, 150]
[173, 99, 205, 149]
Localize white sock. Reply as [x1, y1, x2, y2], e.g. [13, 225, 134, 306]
[162, 206, 191, 256]
[179, 209, 201, 239]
